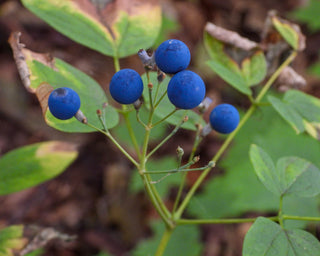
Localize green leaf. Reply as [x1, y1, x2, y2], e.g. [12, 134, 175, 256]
[130, 157, 181, 198]
[0, 225, 25, 256]
[28, 59, 119, 133]
[268, 95, 305, 134]
[269, 90, 320, 140]
[188, 103, 320, 228]
[272, 16, 299, 50]
[132, 221, 202, 256]
[250, 145, 320, 198]
[0, 141, 78, 195]
[243, 217, 320, 256]
[241, 51, 267, 87]
[276, 157, 320, 197]
[249, 144, 281, 196]
[22, 0, 162, 58]
[207, 60, 251, 95]
[141, 72, 206, 131]
[285, 90, 320, 124]
[204, 31, 266, 94]
[291, 0, 320, 32]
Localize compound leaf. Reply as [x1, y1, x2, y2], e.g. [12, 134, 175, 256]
[243, 217, 320, 256]
[0, 141, 77, 195]
[241, 51, 267, 87]
[207, 59, 251, 95]
[188, 104, 320, 229]
[277, 157, 320, 197]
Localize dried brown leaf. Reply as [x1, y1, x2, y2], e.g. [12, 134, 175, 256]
[205, 22, 258, 51]
[8, 32, 56, 93]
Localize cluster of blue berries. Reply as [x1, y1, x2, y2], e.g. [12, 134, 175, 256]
[47, 39, 239, 134]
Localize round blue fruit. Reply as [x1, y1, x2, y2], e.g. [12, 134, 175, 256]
[209, 104, 240, 134]
[167, 70, 206, 109]
[155, 39, 191, 74]
[48, 87, 81, 120]
[109, 69, 143, 104]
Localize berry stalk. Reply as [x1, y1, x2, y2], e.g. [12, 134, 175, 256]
[174, 50, 298, 220]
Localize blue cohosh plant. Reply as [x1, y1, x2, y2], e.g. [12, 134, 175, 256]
[4, 2, 320, 255]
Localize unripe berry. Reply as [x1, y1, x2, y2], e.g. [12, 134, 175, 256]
[109, 69, 143, 104]
[167, 70, 206, 109]
[155, 39, 191, 74]
[48, 87, 81, 120]
[209, 104, 240, 134]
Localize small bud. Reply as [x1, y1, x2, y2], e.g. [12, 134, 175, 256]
[176, 146, 184, 157]
[96, 109, 102, 116]
[138, 49, 155, 69]
[201, 123, 213, 137]
[183, 116, 189, 122]
[75, 110, 87, 124]
[193, 156, 200, 163]
[157, 70, 166, 82]
[148, 82, 153, 89]
[208, 161, 215, 168]
[133, 98, 143, 110]
[198, 97, 213, 113]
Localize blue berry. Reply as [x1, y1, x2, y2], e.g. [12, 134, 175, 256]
[109, 69, 143, 104]
[155, 39, 191, 74]
[48, 87, 81, 120]
[209, 104, 240, 134]
[167, 70, 206, 109]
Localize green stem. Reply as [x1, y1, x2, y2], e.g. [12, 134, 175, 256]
[152, 109, 178, 128]
[146, 116, 186, 160]
[283, 215, 320, 222]
[255, 51, 297, 103]
[154, 89, 168, 109]
[143, 164, 213, 174]
[177, 216, 279, 225]
[136, 110, 148, 128]
[122, 111, 141, 159]
[139, 108, 172, 220]
[86, 122, 139, 167]
[149, 87, 154, 111]
[153, 81, 161, 104]
[174, 50, 297, 219]
[278, 195, 284, 228]
[173, 127, 203, 214]
[113, 55, 120, 72]
[155, 227, 174, 256]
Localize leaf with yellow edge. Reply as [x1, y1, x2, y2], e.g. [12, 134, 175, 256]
[0, 225, 26, 256]
[9, 32, 119, 133]
[271, 16, 305, 51]
[0, 141, 78, 195]
[21, 0, 162, 58]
